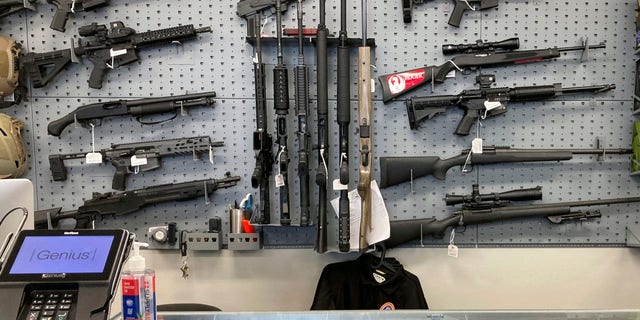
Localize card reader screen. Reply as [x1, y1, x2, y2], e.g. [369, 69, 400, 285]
[8, 236, 115, 274]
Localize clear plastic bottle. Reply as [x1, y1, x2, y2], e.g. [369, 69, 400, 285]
[121, 242, 156, 320]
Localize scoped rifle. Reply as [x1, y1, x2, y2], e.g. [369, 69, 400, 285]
[240, 7, 273, 225]
[379, 37, 606, 103]
[379, 146, 632, 188]
[407, 74, 615, 135]
[17, 21, 211, 91]
[336, 0, 350, 252]
[357, 0, 373, 252]
[402, 0, 498, 27]
[48, 136, 224, 190]
[445, 184, 543, 210]
[385, 192, 640, 248]
[47, 91, 217, 137]
[295, 0, 311, 227]
[34, 174, 241, 230]
[0, 0, 36, 18]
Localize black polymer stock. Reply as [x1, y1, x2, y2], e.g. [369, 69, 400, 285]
[273, 0, 292, 226]
[19, 21, 211, 91]
[34, 174, 241, 230]
[407, 74, 616, 135]
[336, 0, 350, 252]
[238, 5, 274, 225]
[385, 194, 640, 248]
[378, 37, 606, 102]
[48, 136, 224, 191]
[47, 91, 217, 137]
[316, 0, 329, 253]
[295, 0, 311, 227]
[379, 146, 633, 188]
[402, 0, 498, 27]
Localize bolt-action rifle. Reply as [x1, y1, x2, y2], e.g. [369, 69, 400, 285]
[14, 21, 211, 96]
[402, 0, 498, 27]
[34, 174, 241, 230]
[379, 146, 632, 188]
[47, 91, 217, 137]
[49, 136, 224, 190]
[407, 74, 615, 135]
[385, 187, 640, 248]
[379, 37, 606, 103]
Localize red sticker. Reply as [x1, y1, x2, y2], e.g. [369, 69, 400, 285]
[122, 278, 140, 296]
[386, 69, 426, 95]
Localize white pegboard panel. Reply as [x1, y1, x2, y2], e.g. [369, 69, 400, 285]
[3, 0, 638, 250]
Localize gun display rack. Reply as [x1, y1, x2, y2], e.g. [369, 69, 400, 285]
[3, 0, 639, 249]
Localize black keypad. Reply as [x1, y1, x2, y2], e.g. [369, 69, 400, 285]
[24, 290, 76, 320]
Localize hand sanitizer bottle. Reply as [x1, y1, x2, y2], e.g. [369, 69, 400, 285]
[121, 242, 156, 320]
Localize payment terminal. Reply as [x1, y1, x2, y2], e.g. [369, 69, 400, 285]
[0, 229, 133, 320]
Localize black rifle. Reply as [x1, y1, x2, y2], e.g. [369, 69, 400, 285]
[295, 0, 311, 227]
[49, 136, 224, 190]
[336, 0, 350, 252]
[402, 0, 498, 27]
[48, 0, 109, 32]
[34, 174, 241, 230]
[379, 146, 632, 188]
[407, 74, 615, 135]
[19, 21, 211, 91]
[47, 91, 217, 137]
[243, 11, 273, 225]
[445, 184, 543, 210]
[379, 37, 606, 103]
[315, 0, 329, 253]
[273, 0, 291, 226]
[385, 195, 640, 248]
[0, 0, 35, 18]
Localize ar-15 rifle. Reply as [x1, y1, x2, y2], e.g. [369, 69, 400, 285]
[16, 21, 211, 93]
[0, 0, 35, 18]
[385, 188, 640, 248]
[47, 91, 216, 137]
[402, 0, 498, 27]
[407, 74, 615, 135]
[379, 37, 605, 103]
[379, 145, 632, 188]
[49, 136, 224, 191]
[34, 174, 241, 230]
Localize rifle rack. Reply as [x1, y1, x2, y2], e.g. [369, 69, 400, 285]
[245, 36, 376, 48]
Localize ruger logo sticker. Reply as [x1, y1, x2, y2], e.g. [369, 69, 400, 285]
[380, 302, 396, 310]
[387, 70, 425, 94]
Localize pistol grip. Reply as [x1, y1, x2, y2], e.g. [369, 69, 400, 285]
[49, 4, 70, 32]
[49, 155, 68, 181]
[448, 0, 467, 27]
[454, 111, 479, 136]
[88, 59, 110, 89]
[112, 165, 128, 190]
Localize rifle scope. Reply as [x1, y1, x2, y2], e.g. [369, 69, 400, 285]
[445, 184, 543, 206]
[442, 37, 520, 55]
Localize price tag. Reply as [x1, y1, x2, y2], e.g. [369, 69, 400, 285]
[484, 100, 503, 112]
[131, 155, 148, 166]
[471, 138, 483, 154]
[85, 152, 102, 164]
[446, 70, 456, 78]
[275, 174, 285, 188]
[448, 244, 459, 258]
[332, 179, 348, 191]
[110, 48, 128, 57]
[208, 146, 214, 164]
[370, 79, 376, 93]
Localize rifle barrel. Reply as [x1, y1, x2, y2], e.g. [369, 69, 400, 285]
[556, 43, 606, 52]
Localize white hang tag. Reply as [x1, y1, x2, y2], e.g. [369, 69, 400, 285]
[446, 70, 456, 78]
[275, 174, 285, 188]
[332, 179, 348, 191]
[110, 48, 128, 57]
[370, 79, 376, 93]
[484, 100, 503, 112]
[208, 146, 214, 164]
[448, 244, 459, 258]
[471, 138, 483, 154]
[85, 152, 102, 164]
[131, 155, 148, 166]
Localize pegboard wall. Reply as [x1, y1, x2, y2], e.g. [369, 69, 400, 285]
[2, 0, 638, 250]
